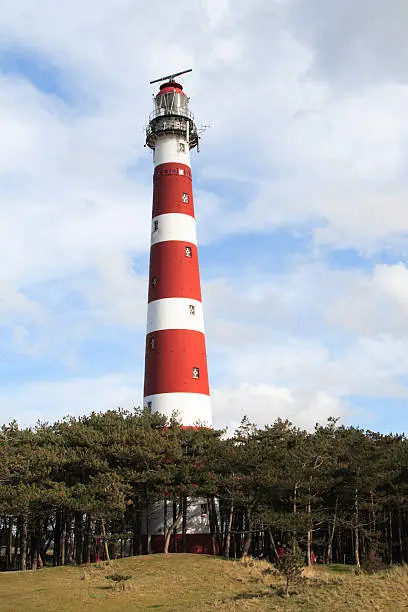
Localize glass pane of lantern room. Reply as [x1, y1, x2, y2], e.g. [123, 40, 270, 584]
[155, 92, 188, 117]
[157, 92, 187, 112]
[156, 93, 170, 111]
[177, 93, 187, 110]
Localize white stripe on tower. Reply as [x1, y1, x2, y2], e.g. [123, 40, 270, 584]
[146, 298, 204, 334]
[151, 213, 197, 246]
[143, 393, 212, 425]
[144, 80, 211, 427]
[153, 136, 191, 166]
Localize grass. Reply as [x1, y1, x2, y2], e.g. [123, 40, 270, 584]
[0, 555, 407, 611]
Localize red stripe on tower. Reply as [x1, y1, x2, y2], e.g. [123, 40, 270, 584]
[143, 77, 211, 426]
[153, 163, 195, 217]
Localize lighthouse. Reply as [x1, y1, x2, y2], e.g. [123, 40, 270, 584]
[141, 71, 216, 554]
[143, 70, 212, 427]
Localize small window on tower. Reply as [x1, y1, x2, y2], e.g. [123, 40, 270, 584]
[153, 220, 158, 232]
[149, 337, 155, 350]
[164, 169, 169, 174]
[171, 169, 177, 174]
[185, 246, 192, 258]
[192, 367, 200, 379]
[152, 276, 158, 288]
[147, 401, 152, 409]
[179, 142, 186, 152]
[189, 304, 195, 315]
[178, 168, 184, 175]
[182, 192, 189, 203]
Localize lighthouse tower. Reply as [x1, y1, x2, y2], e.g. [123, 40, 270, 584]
[143, 70, 212, 427]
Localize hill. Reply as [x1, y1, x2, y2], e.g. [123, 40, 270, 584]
[0, 555, 407, 611]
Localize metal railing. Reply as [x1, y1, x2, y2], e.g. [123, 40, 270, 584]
[146, 120, 198, 138]
[149, 106, 195, 123]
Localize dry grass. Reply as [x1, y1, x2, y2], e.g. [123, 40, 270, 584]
[0, 555, 407, 611]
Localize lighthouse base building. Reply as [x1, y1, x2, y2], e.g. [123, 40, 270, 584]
[143, 501, 215, 554]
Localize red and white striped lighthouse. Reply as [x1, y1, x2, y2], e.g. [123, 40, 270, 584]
[143, 70, 212, 427]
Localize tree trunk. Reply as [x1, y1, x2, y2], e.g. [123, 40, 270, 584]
[207, 496, 217, 555]
[354, 488, 360, 568]
[20, 516, 27, 571]
[145, 484, 152, 555]
[398, 506, 404, 563]
[132, 496, 142, 556]
[326, 499, 338, 564]
[232, 514, 238, 559]
[30, 527, 36, 570]
[172, 500, 178, 553]
[6, 517, 13, 570]
[182, 496, 187, 553]
[307, 500, 312, 566]
[41, 535, 51, 567]
[37, 551, 44, 569]
[284, 576, 289, 598]
[293, 484, 298, 515]
[14, 518, 20, 570]
[307, 523, 312, 566]
[31, 518, 42, 570]
[164, 503, 183, 554]
[292, 484, 298, 550]
[242, 527, 252, 557]
[146, 500, 152, 555]
[163, 499, 168, 547]
[101, 518, 110, 561]
[66, 516, 75, 564]
[108, 538, 115, 561]
[224, 502, 234, 560]
[370, 491, 376, 534]
[74, 512, 83, 566]
[85, 516, 94, 564]
[242, 510, 252, 557]
[53, 511, 62, 567]
[61, 516, 66, 565]
[210, 495, 222, 553]
[267, 528, 280, 562]
[388, 510, 393, 565]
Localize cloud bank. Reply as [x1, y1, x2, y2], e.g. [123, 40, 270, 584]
[1, 0, 408, 432]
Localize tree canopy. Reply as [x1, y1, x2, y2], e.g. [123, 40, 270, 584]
[0, 409, 407, 571]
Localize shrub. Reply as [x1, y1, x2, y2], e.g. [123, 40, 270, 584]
[361, 551, 384, 575]
[276, 540, 304, 598]
[105, 573, 132, 591]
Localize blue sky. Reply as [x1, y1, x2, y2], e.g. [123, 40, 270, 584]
[1, 0, 408, 433]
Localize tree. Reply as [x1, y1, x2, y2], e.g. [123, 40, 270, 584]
[277, 539, 304, 598]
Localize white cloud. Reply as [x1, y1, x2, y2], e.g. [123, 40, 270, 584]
[1, 0, 408, 430]
[0, 0, 407, 293]
[287, 0, 408, 89]
[0, 283, 43, 324]
[0, 373, 347, 433]
[75, 253, 147, 329]
[3, 258, 408, 430]
[205, 262, 408, 403]
[213, 383, 348, 432]
[0, 374, 139, 427]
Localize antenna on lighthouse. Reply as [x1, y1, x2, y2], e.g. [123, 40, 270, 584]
[149, 68, 192, 84]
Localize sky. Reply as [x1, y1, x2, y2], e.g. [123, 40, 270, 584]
[1, 0, 408, 433]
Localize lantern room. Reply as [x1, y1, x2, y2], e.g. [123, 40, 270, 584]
[154, 81, 190, 119]
[146, 78, 198, 150]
